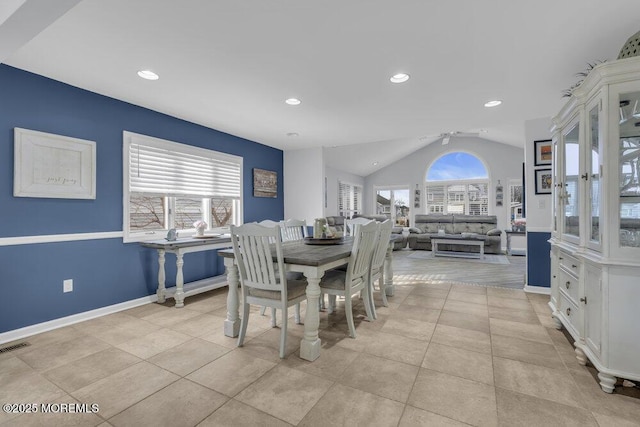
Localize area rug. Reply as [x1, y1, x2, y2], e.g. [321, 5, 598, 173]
[407, 250, 510, 265]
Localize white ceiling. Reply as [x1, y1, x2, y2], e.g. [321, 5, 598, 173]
[3, 0, 640, 176]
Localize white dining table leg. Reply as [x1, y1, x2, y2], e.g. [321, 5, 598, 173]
[174, 251, 185, 307]
[223, 257, 241, 337]
[156, 249, 166, 303]
[300, 274, 322, 361]
[384, 243, 394, 297]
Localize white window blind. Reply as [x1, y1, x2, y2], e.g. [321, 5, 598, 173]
[338, 181, 362, 217]
[128, 134, 241, 198]
[426, 181, 488, 215]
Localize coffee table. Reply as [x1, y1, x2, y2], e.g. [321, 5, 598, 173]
[431, 234, 485, 259]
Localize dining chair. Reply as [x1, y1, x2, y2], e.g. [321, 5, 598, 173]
[345, 217, 373, 236]
[320, 220, 378, 338]
[230, 223, 308, 358]
[367, 219, 394, 320]
[280, 218, 308, 242]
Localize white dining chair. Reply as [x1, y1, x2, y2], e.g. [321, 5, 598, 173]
[367, 219, 394, 320]
[320, 220, 378, 338]
[230, 223, 308, 358]
[345, 217, 373, 236]
[280, 218, 308, 242]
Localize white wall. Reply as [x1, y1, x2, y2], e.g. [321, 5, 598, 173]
[524, 117, 553, 232]
[284, 147, 324, 224]
[364, 137, 524, 234]
[324, 166, 365, 216]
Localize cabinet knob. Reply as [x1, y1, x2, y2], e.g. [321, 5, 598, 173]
[566, 307, 571, 316]
[580, 297, 587, 304]
[572, 264, 577, 268]
[559, 257, 564, 260]
[581, 173, 589, 180]
[565, 281, 570, 289]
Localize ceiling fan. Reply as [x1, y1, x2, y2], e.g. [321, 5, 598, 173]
[439, 131, 480, 145]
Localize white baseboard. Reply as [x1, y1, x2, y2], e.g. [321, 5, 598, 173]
[0, 275, 230, 345]
[524, 285, 551, 295]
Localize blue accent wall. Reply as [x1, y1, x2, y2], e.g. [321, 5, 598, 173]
[0, 65, 284, 333]
[527, 231, 551, 288]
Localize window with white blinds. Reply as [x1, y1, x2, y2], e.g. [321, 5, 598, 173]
[338, 181, 362, 218]
[123, 131, 243, 242]
[425, 181, 488, 215]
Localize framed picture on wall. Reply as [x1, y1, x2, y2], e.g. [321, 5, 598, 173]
[534, 139, 552, 166]
[535, 168, 553, 194]
[253, 168, 277, 198]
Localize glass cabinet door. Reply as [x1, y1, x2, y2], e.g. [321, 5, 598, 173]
[588, 104, 601, 245]
[563, 124, 580, 238]
[618, 91, 640, 248]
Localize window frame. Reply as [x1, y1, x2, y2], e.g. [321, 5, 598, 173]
[425, 178, 490, 216]
[123, 131, 243, 243]
[338, 180, 363, 218]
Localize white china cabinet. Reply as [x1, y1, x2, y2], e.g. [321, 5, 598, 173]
[549, 56, 640, 393]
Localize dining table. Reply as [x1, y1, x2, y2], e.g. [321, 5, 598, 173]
[218, 235, 398, 362]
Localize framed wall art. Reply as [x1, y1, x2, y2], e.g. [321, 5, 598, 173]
[253, 168, 277, 198]
[535, 168, 553, 194]
[534, 139, 552, 166]
[14, 128, 96, 199]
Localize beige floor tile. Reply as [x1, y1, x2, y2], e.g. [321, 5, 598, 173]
[147, 338, 229, 376]
[0, 356, 35, 383]
[199, 399, 291, 427]
[443, 300, 489, 317]
[0, 370, 66, 424]
[592, 411, 640, 427]
[493, 357, 584, 409]
[168, 313, 227, 337]
[122, 302, 169, 318]
[431, 324, 492, 354]
[364, 331, 429, 366]
[320, 328, 377, 353]
[492, 334, 564, 370]
[182, 289, 228, 313]
[488, 305, 540, 324]
[496, 387, 598, 426]
[84, 319, 159, 346]
[437, 310, 490, 334]
[18, 335, 110, 371]
[451, 284, 487, 294]
[338, 353, 419, 403]
[399, 405, 470, 426]
[234, 365, 333, 425]
[141, 306, 202, 327]
[299, 383, 404, 427]
[187, 350, 276, 397]
[447, 290, 488, 305]
[43, 347, 141, 392]
[115, 328, 191, 359]
[408, 287, 450, 299]
[393, 304, 441, 323]
[486, 287, 528, 300]
[537, 312, 558, 329]
[408, 368, 498, 426]
[235, 328, 303, 363]
[423, 281, 454, 291]
[402, 294, 446, 309]
[422, 342, 494, 385]
[487, 295, 533, 310]
[489, 318, 552, 344]
[71, 361, 179, 419]
[380, 317, 436, 341]
[109, 379, 227, 427]
[529, 299, 552, 315]
[282, 345, 359, 381]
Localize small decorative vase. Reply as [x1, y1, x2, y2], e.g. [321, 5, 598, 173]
[196, 226, 205, 236]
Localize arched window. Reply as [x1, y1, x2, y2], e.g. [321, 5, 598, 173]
[425, 152, 489, 215]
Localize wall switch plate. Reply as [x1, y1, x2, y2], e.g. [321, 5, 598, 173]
[63, 279, 73, 293]
[538, 199, 546, 209]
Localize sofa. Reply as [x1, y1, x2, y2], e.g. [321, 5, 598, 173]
[325, 215, 408, 250]
[408, 214, 502, 254]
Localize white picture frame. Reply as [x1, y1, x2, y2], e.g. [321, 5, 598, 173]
[14, 128, 96, 199]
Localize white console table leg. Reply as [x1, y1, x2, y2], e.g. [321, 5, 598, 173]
[575, 344, 588, 366]
[156, 249, 167, 303]
[598, 372, 616, 394]
[174, 251, 185, 308]
[224, 258, 241, 337]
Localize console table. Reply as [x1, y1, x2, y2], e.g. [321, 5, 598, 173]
[431, 235, 485, 259]
[504, 230, 526, 256]
[141, 236, 232, 307]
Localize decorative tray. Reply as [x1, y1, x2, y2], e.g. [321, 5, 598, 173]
[303, 236, 345, 245]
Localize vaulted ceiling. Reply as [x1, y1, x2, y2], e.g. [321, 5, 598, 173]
[3, 0, 640, 175]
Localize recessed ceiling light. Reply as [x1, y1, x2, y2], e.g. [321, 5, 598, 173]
[479, 129, 489, 133]
[137, 70, 159, 80]
[390, 73, 410, 83]
[286, 132, 299, 137]
[484, 100, 502, 107]
[285, 98, 301, 105]
[372, 161, 379, 166]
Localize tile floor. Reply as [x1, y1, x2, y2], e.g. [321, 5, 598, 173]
[1, 252, 639, 426]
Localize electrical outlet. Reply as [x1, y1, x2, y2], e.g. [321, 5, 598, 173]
[63, 279, 73, 293]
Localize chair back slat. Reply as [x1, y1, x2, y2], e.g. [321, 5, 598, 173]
[345, 217, 373, 237]
[280, 218, 307, 241]
[347, 221, 379, 284]
[371, 220, 393, 270]
[231, 223, 285, 292]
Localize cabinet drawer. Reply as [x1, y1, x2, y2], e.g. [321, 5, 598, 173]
[558, 268, 579, 304]
[558, 291, 582, 338]
[558, 252, 580, 276]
